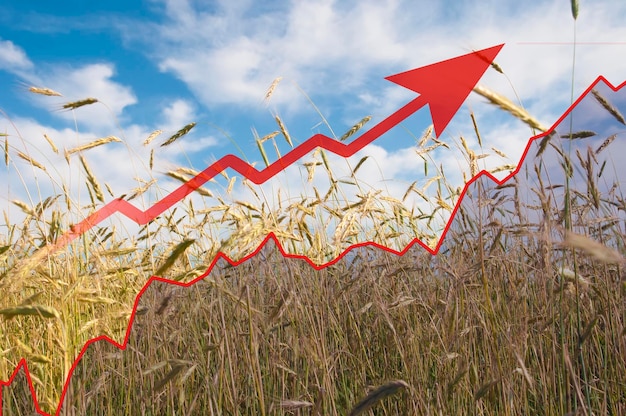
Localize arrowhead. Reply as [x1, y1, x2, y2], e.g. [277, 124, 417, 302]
[385, 44, 504, 137]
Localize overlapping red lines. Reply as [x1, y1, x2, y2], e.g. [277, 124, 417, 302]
[2, 45, 624, 416]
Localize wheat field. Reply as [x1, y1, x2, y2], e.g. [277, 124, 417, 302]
[2, 24, 626, 416]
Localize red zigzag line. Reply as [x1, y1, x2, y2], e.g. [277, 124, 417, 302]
[56, 94, 429, 248]
[2, 75, 624, 416]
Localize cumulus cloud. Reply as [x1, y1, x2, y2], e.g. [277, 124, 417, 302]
[26, 63, 138, 130]
[3, 0, 626, 247]
[0, 38, 33, 77]
[121, 0, 626, 113]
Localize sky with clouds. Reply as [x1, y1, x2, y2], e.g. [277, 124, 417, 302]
[1, 0, 625, 249]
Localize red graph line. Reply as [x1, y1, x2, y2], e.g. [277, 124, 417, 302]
[58, 95, 428, 244]
[2, 66, 625, 416]
[43, 44, 505, 252]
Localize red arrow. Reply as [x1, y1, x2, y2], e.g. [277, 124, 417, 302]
[49, 44, 504, 252]
[385, 44, 503, 136]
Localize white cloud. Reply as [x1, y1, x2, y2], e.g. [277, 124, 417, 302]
[33, 63, 137, 130]
[117, 0, 626, 164]
[0, 38, 33, 73]
[162, 99, 195, 129]
[4, 0, 626, 250]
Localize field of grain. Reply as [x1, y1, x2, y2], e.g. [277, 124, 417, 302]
[2, 6, 626, 412]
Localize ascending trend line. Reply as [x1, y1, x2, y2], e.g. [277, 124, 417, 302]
[50, 44, 504, 251]
[4, 70, 626, 416]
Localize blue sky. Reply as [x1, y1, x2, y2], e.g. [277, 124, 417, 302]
[1, 0, 626, 246]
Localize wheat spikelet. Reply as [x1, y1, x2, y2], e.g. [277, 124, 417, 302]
[475, 379, 501, 401]
[11, 200, 36, 217]
[28, 86, 62, 96]
[227, 176, 236, 194]
[415, 142, 444, 155]
[582, 147, 600, 209]
[127, 178, 157, 200]
[535, 132, 555, 157]
[279, 400, 313, 411]
[235, 200, 260, 212]
[470, 111, 483, 147]
[155, 239, 195, 277]
[459, 135, 471, 155]
[436, 192, 453, 211]
[560, 130, 596, 139]
[275, 115, 293, 147]
[61, 97, 98, 110]
[144, 129, 163, 146]
[340, 115, 372, 141]
[417, 124, 434, 146]
[4, 136, 9, 167]
[402, 181, 416, 202]
[17, 151, 47, 172]
[571, 0, 579, 19]
[264, 76, 282, 103]
[348, 380, 409, 416]
[254, 127, 271, 167]
[165, 171, 212, 197]
[42, 133, 59, 154]
[79, 154, 104, 202]
[591, 89, 625, 125]
[0, 304, 61, 320]
[161, 122, 196, 147]
[104, 183, 115, 197]
[460, 136, 479, 177]
[562, 230, 625, 264]
[151, 362, 186, 393]
[432, 137, 450, 149]
[65, 136, 122, 157]
[491, 146, 508, 158]
[595, 133, 616, 154]
[473, 85, 548, 132]
[62, 183, 71, 210]
[490, 164, 516, 173]
[175, 167, 217, 184]
[473, 48, 504, 74]
[259, 131, 279, 143]
[303, 160, 322, 182]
